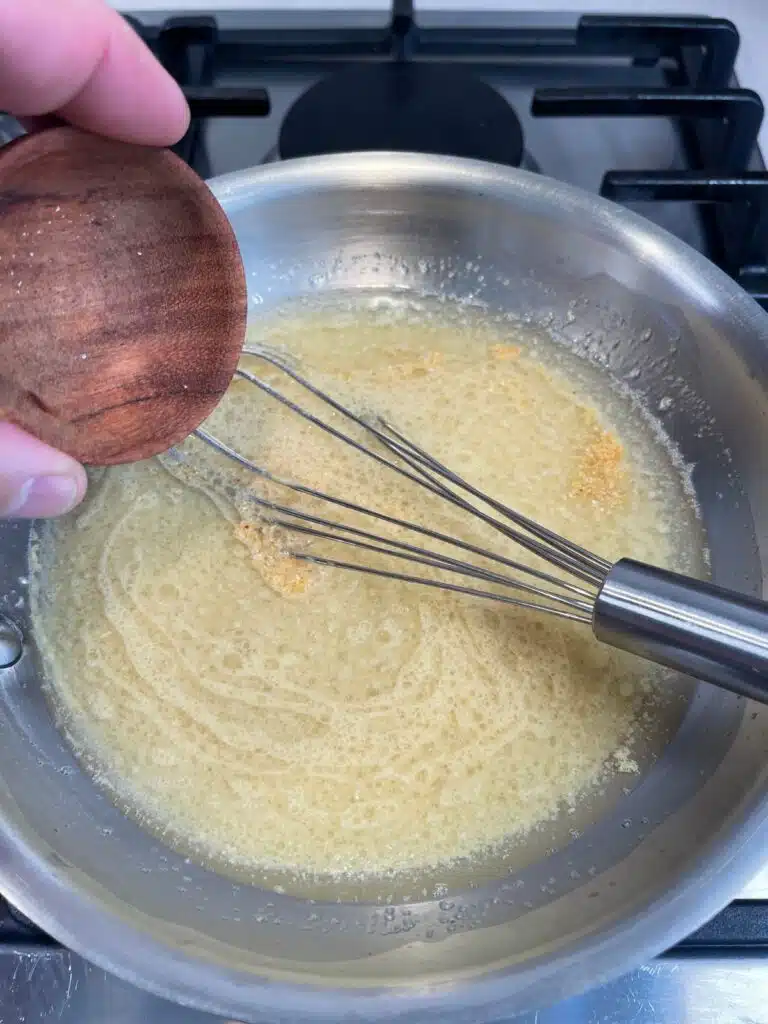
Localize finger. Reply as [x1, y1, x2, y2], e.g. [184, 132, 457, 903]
[0, 0, 189, 145]
[0, 424, 87, 518]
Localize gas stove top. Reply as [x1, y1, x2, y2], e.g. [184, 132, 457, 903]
[3, 5, 768, 1022]
[128, 6, 768, 307]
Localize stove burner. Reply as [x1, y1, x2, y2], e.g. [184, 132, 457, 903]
[279, 63, 525, 166]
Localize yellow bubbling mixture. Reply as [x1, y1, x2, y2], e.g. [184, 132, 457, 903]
[31, 299, 702, 878]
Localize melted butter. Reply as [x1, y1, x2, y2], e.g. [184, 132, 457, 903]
[30, 298, 703, 878]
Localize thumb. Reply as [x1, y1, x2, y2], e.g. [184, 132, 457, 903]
[0, 423, 87, 518]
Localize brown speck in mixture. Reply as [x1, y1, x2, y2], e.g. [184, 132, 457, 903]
[489, 343, 522, 361]
[569, 428, 627, 511]
[383, 349, 444, 379]
[234, 521, 312, 596]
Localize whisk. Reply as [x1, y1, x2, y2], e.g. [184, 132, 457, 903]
[193, 346, 768, 705]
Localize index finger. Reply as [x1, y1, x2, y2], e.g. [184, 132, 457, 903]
[0, 0, 189, 145]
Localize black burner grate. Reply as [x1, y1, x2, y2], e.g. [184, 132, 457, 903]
[126, 6, 768, 309]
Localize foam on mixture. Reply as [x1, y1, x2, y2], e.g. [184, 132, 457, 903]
[30, 298, 704, 878]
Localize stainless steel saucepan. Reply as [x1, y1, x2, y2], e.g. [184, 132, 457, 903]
[2, 152, 768, 1022]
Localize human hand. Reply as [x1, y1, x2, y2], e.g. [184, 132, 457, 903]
[0, 0, 190, 517]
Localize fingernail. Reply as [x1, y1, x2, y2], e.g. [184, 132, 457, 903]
[4, 475, 80, 518]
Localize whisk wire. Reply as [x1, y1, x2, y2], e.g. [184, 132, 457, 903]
[192, 345, 613, 621]
[374, 420, 612, 578]
[273, 519, 594, 613]
[240, 347, 609, 586]
[293, 554, 594, 623]
[372, 422, 607, 585]
[195, 425, 596, 603]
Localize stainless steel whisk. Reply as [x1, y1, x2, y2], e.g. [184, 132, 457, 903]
[194, 346, 768, 705]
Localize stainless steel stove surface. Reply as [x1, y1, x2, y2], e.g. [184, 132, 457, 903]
[4, 5, 768, 1023]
